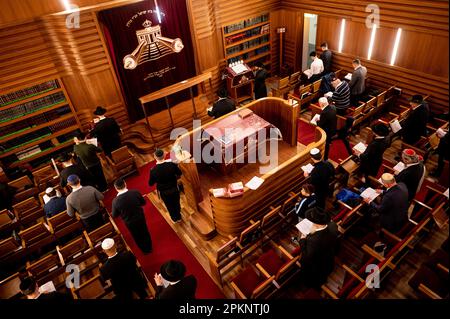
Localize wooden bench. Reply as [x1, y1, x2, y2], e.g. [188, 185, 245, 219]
[8, 176, 38, 204]
[31, 165, 58, 192]
[12, 197, 44, 227]
[47, 211, 83, 243]
[105, 146, 138, 180]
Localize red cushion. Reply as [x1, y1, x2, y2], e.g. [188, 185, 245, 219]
[257, 249, 286, 275]
[232, 267, 261, 298]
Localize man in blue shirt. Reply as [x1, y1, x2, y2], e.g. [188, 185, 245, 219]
[43, 187, 66, 218]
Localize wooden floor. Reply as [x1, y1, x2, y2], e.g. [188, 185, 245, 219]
[137, 101, 448, 299]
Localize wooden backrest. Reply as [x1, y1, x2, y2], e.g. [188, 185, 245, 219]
[8, 176, 33, 191]
[32, 165, 57, 190]
[13, 197, 40, 214]
[13, 197, 43, 226]
[312, 79, 322, 92]
[289, 71, 301, 84]
[352, 102, 366, 118]
[376, 90, 387, 107]
[281, 193, 298, 216]
[111, 146, 132, 163]
[57, 235, 89, 262]
[0, 273, 22, 299]
[278, 76, 290, 89]
[0, 209, 14, 228]
[216, 236, 238, 264]
[73, 275, 106, 299]
[47, 211, 73, 231]
[364, 96, 376, 111]
[26, 253, 61, 279]
[19, 222, 52, 246]
[0, 237, 21, 259]
[87, 222, 116, 246]
[299, 84, 312, 97]
[239, 220, 261, 246]
[261, 206, 282, 232]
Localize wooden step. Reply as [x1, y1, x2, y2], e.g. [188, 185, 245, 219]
[189, 200, 216, 241]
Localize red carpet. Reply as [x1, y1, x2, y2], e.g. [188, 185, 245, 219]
[297, 119, 352, 162]
[103, 162, 225, 299]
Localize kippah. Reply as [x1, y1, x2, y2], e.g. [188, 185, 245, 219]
[403, 149, 416, 156]
[67, 174, 79, 184]
[45, 187, 54, 194]
[310, 148, 320, 156]
[381, 173, 394, 184]
[101, 238, 115, 250]
[155, 148, 164, 158]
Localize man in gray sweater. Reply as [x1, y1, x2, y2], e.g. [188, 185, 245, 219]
[66, 174, 105, 231]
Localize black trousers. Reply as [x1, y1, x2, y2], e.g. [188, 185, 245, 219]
[126, 217, 152, 253]
[159, 188, 181, 222]
[87, 162, 108, 192]
[324, 136, 332, 161]
[82, 212, 105, 232]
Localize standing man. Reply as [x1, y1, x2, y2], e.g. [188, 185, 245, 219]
[355, 124, 390, 183]
[99, 238, 149, 300]
[253, 62, 268, 99]
[395, 149, 426, 201]
[207, 87, 236, 119]
[326, 75, 351, 115]
[90, 106, 122, 158]
[401, 95, 429, 145]
[431, 128, 449, 177]
[348, 58, 367, 105]
[43, 187, 66, 218]
[112, 178, 152, 254]
[364, 173, 409, 233]
[320, 42, 333, 75]
[59, 153, 95, 188]
[154, 260, 197, 299]
[304, 148, 335, 209]
[315, 97, 337, 161]
[20, 277, 72, 300]
[304, 51, 324, 83]
[149, 149, 183, 223]
[73, 132, 108, 192]
[66, 174, 105, 231]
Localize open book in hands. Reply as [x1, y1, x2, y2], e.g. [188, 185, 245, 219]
[296, 218, 313, 236]
[301, 163, 315, 174]
[310, 114, 321, 125]
[360, 187, 381, 203]
[353, 142, 367, 154]
[393, 161, 406, 174]
[390, 120, 402, 133]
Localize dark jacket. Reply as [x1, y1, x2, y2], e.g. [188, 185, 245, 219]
[44, 196, 67, 218]
[359, 137, 390, 177]
[112, 190, 146, 224]
[317, 105, 337, 139]
[99, 251, 147, 299]
[0, 182, 15, 210]
[310, 161, 335, 200]
[149, 162, 182, 193]
[208, 98, 236, 119]
[371, 182, 409, 233]
[60, 163, 95, 188]
[73, 142, 103, 169]
[395, 163, 425, 201]
[402, 102, 429, 145]
[320, 49, 333, 74]
[254, 68, 268, 99]
[91, 117, 121, 155]
[294, 195, 317, 219]
[299, 221, 339, 288]
[37, 291, 72, 300]
[156, 275, 197, 299]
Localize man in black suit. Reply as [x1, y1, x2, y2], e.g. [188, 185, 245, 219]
[305, 148, 335, 209]
[395, 149, 426, 201]
[90, 106, 122, 158]
[355, 124, 390, 182]
[431, 129, 449, 177]
[315, 97, 337, 161]
[154, 260, 197, 299]
[208, 88, 236, 119]
[99, 238, 148, 299]
[401, 95, 429, 145]
[365, 173, 409, 233]
[112, 178, 152, 254]
[73, 132, 108, 192]
[297, 207, 339, 289]
[43, 187, 66, 218]
[320, 42, 333, 75]
[149, 149, 183, 223]
[20, 277, 72, 300]
[59, 153, 95, 188]
[253, 62, 268, 99]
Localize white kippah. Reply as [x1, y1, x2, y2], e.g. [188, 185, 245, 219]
[310, 148, 320, 156]
[45, 187, 54, 194]
[101, 238, 115, 250]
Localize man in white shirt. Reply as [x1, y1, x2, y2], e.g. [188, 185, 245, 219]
[304, 51, 324, 83]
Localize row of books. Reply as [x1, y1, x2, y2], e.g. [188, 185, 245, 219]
[0, 128, 53, 154]
[0, 105, 72, 138]
[225, 25, 269, 45]
[0, 91, 66, 123]
[224, 14, 269, 34]
[226, 35, 270, 56]
[48, 117, 77, 133]
[227, 44, 270, 64]
[0, 79, 60, 107]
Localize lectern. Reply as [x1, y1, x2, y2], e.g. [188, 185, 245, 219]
[226, 63, 254, 104]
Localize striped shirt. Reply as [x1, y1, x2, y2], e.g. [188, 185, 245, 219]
[331, 81, 351, 110]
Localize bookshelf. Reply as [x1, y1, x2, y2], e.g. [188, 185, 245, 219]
[0, 77, 81, 170]
[222, 13, 271, 70]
